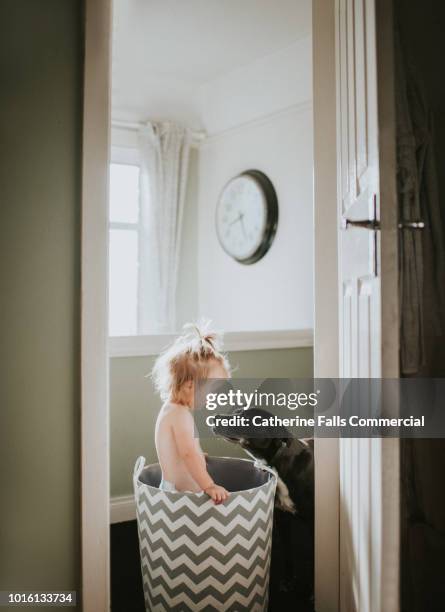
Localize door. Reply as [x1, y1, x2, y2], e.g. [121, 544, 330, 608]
[336, 0, 400, 611]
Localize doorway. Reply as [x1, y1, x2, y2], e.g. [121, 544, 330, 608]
[107, 1, 315, 611]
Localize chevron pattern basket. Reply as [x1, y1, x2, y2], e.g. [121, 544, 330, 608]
[133, 456, 277, 612]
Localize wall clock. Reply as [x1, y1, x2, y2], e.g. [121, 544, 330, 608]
[215, 170, 279, 265]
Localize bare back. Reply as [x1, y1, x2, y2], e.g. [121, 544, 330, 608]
[155, 402, 205, 493]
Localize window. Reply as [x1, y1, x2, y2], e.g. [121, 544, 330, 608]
[109, 162, 140, 336]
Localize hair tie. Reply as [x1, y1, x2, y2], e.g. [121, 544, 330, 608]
[203, 334, 215, 349]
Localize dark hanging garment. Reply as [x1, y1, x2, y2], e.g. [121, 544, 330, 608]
[401, 439, 445, 612]
[396, 22, 445, 612]
[395, 32, 445, 376]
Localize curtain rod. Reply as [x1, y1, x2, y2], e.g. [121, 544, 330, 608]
[111, 118, 206, 142]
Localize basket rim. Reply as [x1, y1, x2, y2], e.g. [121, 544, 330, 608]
[135, 455, 277, 496]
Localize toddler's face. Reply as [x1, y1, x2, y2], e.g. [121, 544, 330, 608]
[182, 359, 229, 409]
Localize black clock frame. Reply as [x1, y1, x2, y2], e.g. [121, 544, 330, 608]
[216, 169, 279, 265]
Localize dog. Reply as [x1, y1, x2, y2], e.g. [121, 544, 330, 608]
[213, 407, 315, 611]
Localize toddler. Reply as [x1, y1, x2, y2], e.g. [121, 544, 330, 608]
[152, 322, 230, 504]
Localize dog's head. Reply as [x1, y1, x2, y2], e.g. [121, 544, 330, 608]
[212, 407, 294, 465]
[213, 407, 315, 516]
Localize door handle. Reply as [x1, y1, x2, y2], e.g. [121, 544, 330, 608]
[398, 221, 424, 230]
[341, 218, 380, 230]
[341, 219, 425, 230]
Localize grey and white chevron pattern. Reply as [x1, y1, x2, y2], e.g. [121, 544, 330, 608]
[134, 469, 276, 612]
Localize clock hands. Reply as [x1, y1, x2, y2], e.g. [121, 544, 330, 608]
[239, 213, 247, 238]
[228, 211, 247, 237]
[228, 212, 242, 226]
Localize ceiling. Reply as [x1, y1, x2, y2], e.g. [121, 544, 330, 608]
[112, 0, 312, 123]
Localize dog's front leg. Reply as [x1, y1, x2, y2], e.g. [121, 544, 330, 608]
[275, 475, 296, 514]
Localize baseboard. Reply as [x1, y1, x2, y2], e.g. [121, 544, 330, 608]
[110, 494, 136, 524]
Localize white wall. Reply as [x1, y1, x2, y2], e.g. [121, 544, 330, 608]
[199, 38, 312, 135]
[111, 35, 314, 334]
[112, 0, 311, 128]
[197, 36, 313, 333]
[198, 104, 313, 332]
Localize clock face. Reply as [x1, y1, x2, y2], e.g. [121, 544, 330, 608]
[216, 171, 278, 264]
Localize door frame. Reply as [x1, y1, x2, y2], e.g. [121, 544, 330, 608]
[313, 1, 340, 610]
[82, 0, 342, 610]
[81, 1, 112, 610]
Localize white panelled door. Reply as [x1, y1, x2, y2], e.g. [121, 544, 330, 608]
[336, 0, 400, 611]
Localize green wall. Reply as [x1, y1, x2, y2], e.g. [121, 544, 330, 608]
[0, 0, 82, 605]
[110, 347, 313, 497]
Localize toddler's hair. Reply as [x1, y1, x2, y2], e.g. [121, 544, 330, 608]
[151, 320, 230, 403]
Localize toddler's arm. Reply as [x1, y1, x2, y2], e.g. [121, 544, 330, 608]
[172, 410, 229, 504]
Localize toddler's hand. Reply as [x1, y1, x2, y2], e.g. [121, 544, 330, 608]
[204, 484, 230, 505]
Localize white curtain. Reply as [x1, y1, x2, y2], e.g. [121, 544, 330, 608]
[138, 121, 191, 333]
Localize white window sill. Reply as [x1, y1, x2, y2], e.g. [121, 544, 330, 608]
[108, 329, 313, 358]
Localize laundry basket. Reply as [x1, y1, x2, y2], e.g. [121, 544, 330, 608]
[133, 456, 277, 612]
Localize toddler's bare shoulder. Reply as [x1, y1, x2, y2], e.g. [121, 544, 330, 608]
[165, 403, 192, 422]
